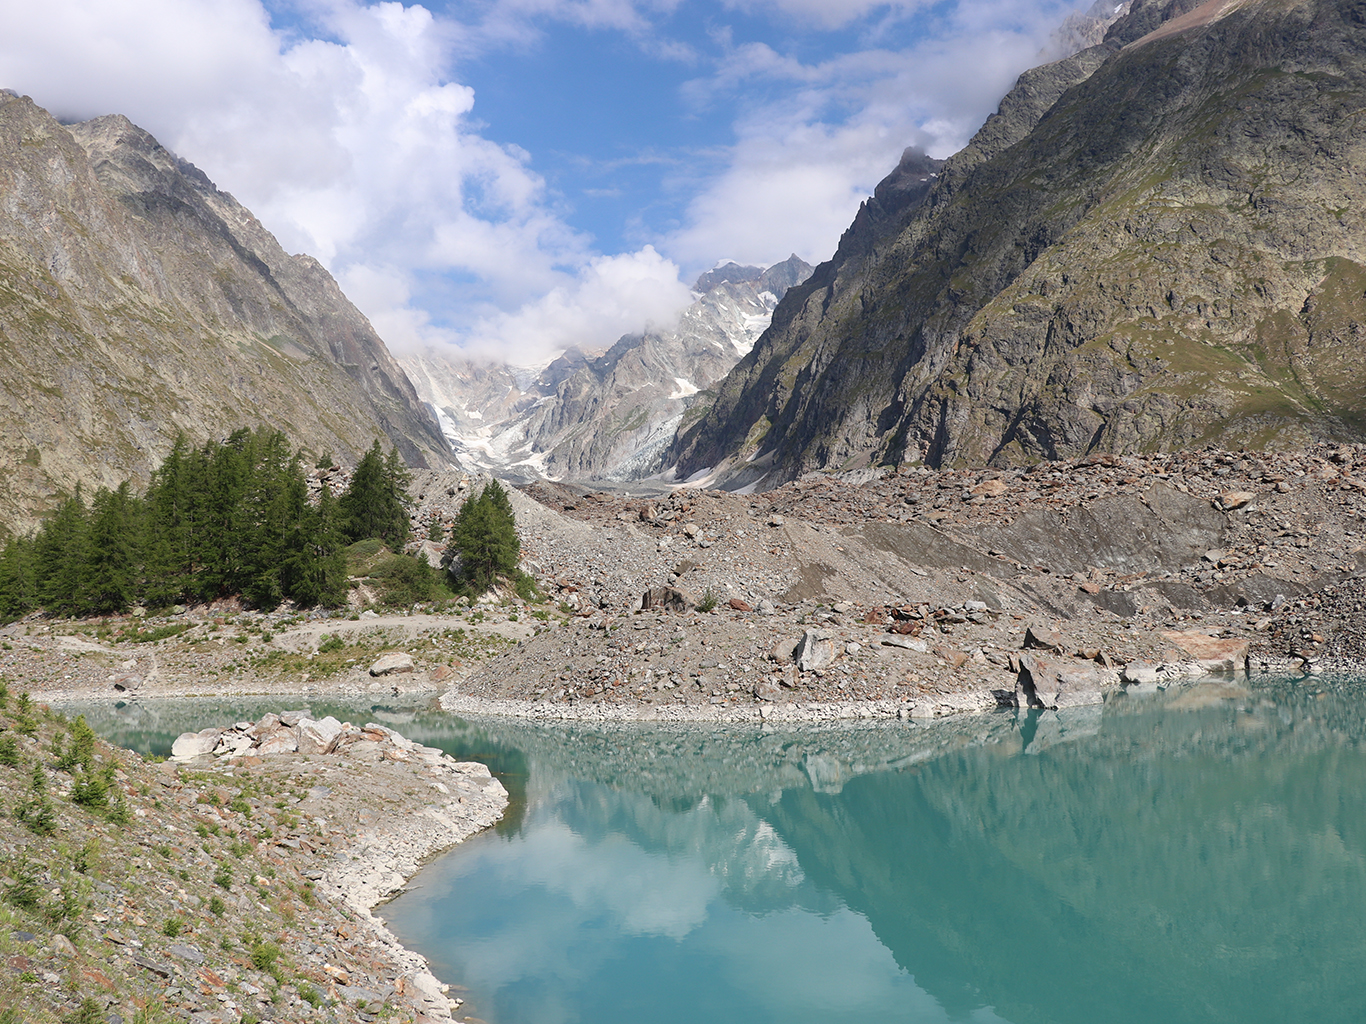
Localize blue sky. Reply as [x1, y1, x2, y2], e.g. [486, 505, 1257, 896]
[1, 0, 1088, 363]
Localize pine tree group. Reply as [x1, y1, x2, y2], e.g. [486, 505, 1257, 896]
[0, 429, 414, 621]
[446, 479, 523, 595]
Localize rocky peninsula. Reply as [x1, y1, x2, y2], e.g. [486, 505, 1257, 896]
[0, 700, 505, 1024]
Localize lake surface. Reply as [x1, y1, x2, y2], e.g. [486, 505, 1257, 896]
[69, 676, 1366, 1024]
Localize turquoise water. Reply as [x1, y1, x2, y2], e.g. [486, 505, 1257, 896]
[70, 678, 1366, 1024]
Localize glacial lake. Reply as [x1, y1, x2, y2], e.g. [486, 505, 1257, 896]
[69, 677, 1366, 1024]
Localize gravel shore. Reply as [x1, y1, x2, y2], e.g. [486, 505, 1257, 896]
[0, 701, 506, 1024]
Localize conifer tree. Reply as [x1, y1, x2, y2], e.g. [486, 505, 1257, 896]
[283, 481, 348, 608]
[448, 479, 520, 594]
[142, 434, 197, 607]
[339, 441, 410, 546]
[0, 535, 37, 622]
[35, 488, 90, 617]
[84, 483, 139, 615]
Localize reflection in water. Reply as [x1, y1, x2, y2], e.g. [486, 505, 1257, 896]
[383, 681, 1366, 1024]
[69, 679, 1366, 1024]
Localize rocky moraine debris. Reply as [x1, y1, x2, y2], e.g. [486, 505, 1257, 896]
[0, 697, 505, 1024]
[443, 444, 1366, 720]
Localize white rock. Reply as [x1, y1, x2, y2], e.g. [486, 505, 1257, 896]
[795, 629, 836, 672]
[171, 728, 223, 761]
[297, 716, 344, 755]
[370, 653, 415, 677]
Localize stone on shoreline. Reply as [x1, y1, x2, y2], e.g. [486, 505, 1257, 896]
[1161, 631, 1250, 674]
[171, 727, 222, 760]
[370, 653, 415, 676]
[1014, 653, 1117, 710]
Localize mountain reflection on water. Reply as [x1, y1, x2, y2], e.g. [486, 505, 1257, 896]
[67, 678, 1366, 1024]
[384, 680, 1366, 1024]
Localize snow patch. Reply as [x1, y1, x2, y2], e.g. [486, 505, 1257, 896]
[669, 377, 700, 400]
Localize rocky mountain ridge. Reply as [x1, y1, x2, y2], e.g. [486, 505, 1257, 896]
[668, 0, 1366, 489]
[400, 256, 812, 480]
[0, 93, 449, 535]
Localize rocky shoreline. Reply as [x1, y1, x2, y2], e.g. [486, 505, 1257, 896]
[0, 701, 506, 1024]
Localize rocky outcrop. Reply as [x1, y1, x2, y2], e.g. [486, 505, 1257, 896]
[401, 256, 812, 480]
[0, 94, 449, 533]
[669, 0, 1366, 488]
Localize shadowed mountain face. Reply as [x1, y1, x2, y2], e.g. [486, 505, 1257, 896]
[669, 0, 1366, 489]
[0, 94, 449, 533]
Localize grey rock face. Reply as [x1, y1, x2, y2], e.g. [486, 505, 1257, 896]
[401, 256, 813, 481]
[669, 0, 1366, 487]
[0, 96, 449, 533]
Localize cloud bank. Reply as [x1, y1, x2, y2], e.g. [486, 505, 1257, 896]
[0, 0, 1085, 366]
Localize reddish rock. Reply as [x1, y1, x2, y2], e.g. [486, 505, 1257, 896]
[728, 598, 753, 612]
[970, 479, 1008, 498]
[1161, 630, 1250, 673]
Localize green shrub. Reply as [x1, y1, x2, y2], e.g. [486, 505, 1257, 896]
[61, 998, 104, 1024]
[162, 918, 183, 937]
[3, 860, 42, 911]
[0, 735, 19, 768]
[371, 553, 441, 607]
[71, 765, 113, 808]
[250, 941, 280, 971]
[209, 896, 225, 916]
[317, 634, 345, 654]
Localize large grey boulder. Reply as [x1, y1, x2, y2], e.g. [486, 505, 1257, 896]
[1161, 631, 1250, 674]
[641, 587, 694, 613]
[297, 716, 344, 755]
[795, 629, 836, 672]
[171, 728, 223, 761]
[256, 727, 299, 756]
[1016, 653, 1117, 710]
[370, 653, 415, 677]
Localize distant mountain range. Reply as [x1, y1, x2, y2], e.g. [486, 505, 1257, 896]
[400, 256, 811, 481]
[8, 0, 1365, 520]
[0, 92, 449, 533]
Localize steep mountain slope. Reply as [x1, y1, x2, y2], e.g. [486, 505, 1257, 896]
[670, 0, 1366, 487]
[0, 94, 449, 533]
[402, 256, 811, 479]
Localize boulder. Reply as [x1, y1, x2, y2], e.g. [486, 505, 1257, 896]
[1121, 661, 1162, 685]
[1217, 490, 1256, 510]
[256, 727, 299, 756]
[414, 540, 445, 569]
[1023, 625, 1064, 652]
[641, 586, 694, 613]
[249, 713, 282, 739]
[171, 728, 223, 761]
[753, 678, 782, 701]
[795, 629, 836, 672]
[1160, 631, 1250, 674]
[970, 478, 1008, 498]
[370, 653, 415, 677]
[213, 731, 254, 758]
[1016, 653, 1117, 709]
[728, 598, 753, 612]
[297, 716, 344, 755]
